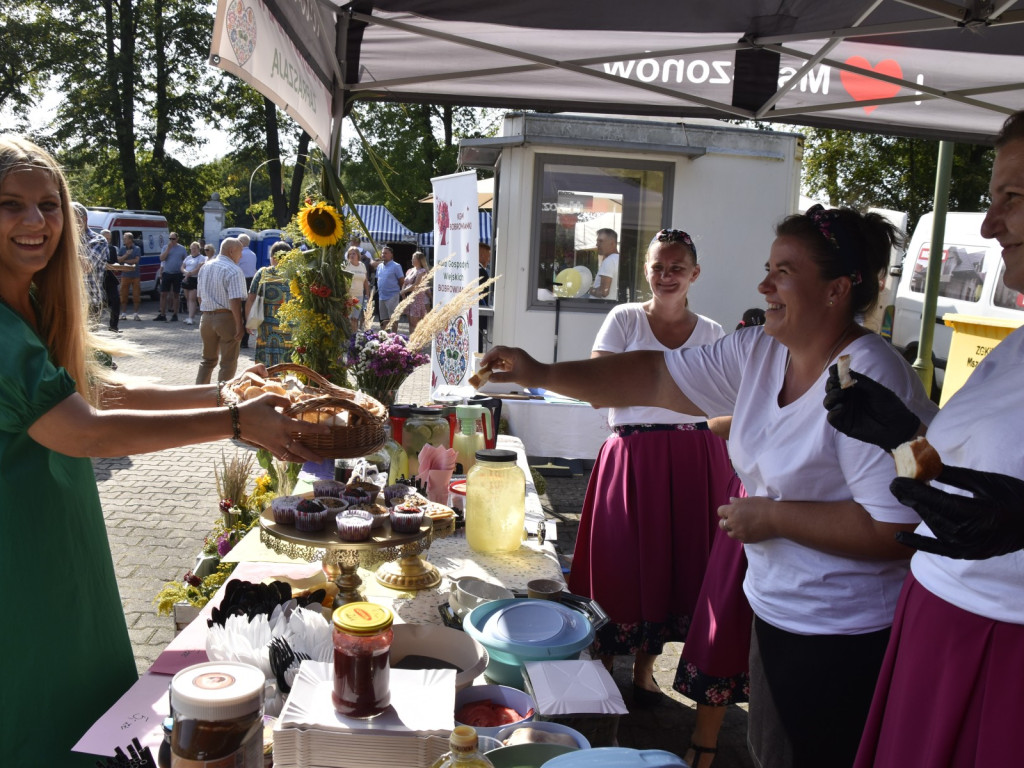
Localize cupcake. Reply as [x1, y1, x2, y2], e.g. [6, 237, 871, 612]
[342, 487, 374, 508]
[336, 510, 374, 542]
[390, 504, 425, 534]
[365, 506, 389, 530]
[313, 479, 346, 499]
[384, 483, 414, 506]
[269, 495, 303, 525]
[318, 497, 349, 511]
[293, 499, 328, 532]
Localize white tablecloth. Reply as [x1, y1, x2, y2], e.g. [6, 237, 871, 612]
[502, 397, 611, 461]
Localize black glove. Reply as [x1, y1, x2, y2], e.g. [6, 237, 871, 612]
[892, 464, 1024, 560]
[823, 364, 921, 451]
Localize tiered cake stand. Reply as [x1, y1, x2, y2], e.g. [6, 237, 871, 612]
[260, 509, 454, 604]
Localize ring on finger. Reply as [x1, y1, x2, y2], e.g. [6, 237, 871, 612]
[719, 518, 729, 531]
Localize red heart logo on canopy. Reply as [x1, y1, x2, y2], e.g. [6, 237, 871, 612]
[840, 57, 903, 114]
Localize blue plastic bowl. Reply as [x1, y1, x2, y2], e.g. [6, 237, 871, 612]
[463, 598, 595, 688]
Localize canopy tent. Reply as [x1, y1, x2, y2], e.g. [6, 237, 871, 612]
[417, 211, 493, 248]
[210, 0, 1024, 391]
[342, 203, 417, 244]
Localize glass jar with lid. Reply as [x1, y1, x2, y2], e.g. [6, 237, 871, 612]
[331, 602, 394, 719]
[465, 449, 526, 553]
[169, 661, 265, 766]
[402, 407, 451, 476]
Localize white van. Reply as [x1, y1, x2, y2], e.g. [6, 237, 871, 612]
[891, 211, 1024, 388]
[87, 208, 170, 297]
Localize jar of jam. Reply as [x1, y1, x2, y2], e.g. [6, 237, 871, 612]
[169, 661, 265, 767]
[332, 602, 395, 719]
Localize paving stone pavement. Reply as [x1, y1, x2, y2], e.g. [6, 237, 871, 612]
[99, 299, 751, 766]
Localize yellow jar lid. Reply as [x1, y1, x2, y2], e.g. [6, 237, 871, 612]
[333, 602, 394, 635]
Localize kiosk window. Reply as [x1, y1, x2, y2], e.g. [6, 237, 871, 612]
[529, 155, 672, 310]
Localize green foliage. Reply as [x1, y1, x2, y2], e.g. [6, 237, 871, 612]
[154, 561, 236, 616]
[802, 128, 994, 233]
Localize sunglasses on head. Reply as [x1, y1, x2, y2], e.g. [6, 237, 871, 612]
[650, 228, 696, 254]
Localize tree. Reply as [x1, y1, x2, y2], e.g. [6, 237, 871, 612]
[802, 129, 993, 235]
[338, 102, 501, 235]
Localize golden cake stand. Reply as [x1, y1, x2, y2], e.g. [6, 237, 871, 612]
[259, 508, 455, 604]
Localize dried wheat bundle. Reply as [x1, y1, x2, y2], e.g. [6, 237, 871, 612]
[361, 286, 376, 330]
[384, 259, 448, 332]
[406, 274, 499, 353]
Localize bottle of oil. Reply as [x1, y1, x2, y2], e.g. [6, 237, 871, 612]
[429, 726, 496, 768]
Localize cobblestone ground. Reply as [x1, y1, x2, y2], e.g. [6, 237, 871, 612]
[99, 298, 751, 766]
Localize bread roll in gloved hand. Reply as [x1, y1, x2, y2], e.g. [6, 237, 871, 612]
[823, 363, 922, 451]
[891, 465, 1024, 560]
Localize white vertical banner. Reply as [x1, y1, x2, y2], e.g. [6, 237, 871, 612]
[430, 171, 479, 400]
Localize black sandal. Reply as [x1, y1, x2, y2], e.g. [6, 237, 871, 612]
[686, 742, 718, 768]
[631, 676, 664, 708]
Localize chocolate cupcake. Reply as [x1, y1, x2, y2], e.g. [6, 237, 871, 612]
[269, 495, 303, 525]
[389, 504, 425, 534]
[293, 499, 328, 532]
[313, 479, 346, 499]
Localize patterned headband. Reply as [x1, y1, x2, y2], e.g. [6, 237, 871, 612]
[650, 228, 697, 258]
[805, 205, 862, 285]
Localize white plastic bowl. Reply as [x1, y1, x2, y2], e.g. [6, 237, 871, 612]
[390, 624, 488, 691]
[496, 721, 591, 749]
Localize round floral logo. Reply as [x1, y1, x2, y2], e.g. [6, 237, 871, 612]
[434, 315, 469, 385]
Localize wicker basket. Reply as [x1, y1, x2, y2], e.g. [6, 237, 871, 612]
[266, 363, 388, 459]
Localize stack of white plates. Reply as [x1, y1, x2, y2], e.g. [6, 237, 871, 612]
[273, 661, 454, 768]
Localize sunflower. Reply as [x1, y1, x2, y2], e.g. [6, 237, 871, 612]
[298, 201, 344, 247]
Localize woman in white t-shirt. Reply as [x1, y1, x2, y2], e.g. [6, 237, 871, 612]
[827, 111, 1024, 768]
[568, 231, 734, 766]
[345, 246, 369, 332]
[482, 212, 936, 768]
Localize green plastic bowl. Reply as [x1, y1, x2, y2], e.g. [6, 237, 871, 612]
[485, 742, 576, 768]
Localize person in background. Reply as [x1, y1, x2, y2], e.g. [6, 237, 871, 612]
[345, 245, 369, 332]
[117, 231, 142, 321]
[245, 241, 293, 367]
[73, 202, 107, 321]
[181, 241, 206, 325]
[566, 229, 734, 756]
[349, 233, 377, 318]
[237, 234, 258, 348]
[155, 231, 186, 321]
[0, 135, 327, 767]
[376, 245, 404, 326]
[401, 250, 430, 333]
[196, 237, 247, 384]
[825, 109, 1024, 768]
[483, 206, 936, 768]
[478, 242, 492, 306]
[588, 227, 620, 299]
[738, 307, 766, 328]
[99, 228, 122, 333]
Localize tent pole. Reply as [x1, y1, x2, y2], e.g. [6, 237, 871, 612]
[912, 139, 954, 395]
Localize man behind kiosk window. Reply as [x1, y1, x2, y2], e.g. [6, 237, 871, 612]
[589, 228, 620, 299]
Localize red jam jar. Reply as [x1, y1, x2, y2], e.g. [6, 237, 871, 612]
[331, 602, 394, 719]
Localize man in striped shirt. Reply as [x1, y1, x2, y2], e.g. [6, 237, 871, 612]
[195, 237, 247, 384]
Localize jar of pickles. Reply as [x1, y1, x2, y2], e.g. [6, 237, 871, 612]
[169, 661, 265, 766]
[465, 449, 526, 553]
[332, 602, 394, 719]
[402, 407, 451, 476]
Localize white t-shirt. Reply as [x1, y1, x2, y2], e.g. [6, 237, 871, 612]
[594, 303, 724, 426]
[593, 251, 619, 299]
[665, 328, 938, 635]
[346, 262, 367, 299]
[910, 325, 1024, 625]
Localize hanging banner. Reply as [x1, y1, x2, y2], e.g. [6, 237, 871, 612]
[430, 171, 479, 400]
[210, 0, 333, 153]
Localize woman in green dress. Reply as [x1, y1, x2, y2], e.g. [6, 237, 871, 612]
[246, 241, 293, 366]
[0, 136, 327, 766]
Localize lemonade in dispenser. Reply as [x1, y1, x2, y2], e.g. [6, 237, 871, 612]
[453, 405, 494, 474]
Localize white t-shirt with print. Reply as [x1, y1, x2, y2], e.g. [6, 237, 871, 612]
[910, 325, 1024, 625]
[594, 303, 723, 427]
[665, 328, 937, 635]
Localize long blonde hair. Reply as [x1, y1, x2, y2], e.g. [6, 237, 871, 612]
[0, 135, 107, 404]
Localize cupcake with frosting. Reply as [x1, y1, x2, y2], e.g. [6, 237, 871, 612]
[336, 510, 374, 542]
[270, 495, 303, 525]
[313, 479, 346, 499]
[293, 499, 329, 532]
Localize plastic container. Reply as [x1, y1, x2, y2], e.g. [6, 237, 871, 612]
[169, 661, 265, 766]
[542, 748, 687, 767]
[403, 407, 451, 476]
[454, 684, 536, 738]
[454, 405, 492, 474]
[465, 449, 526, 553]
[331, 602, 394, 719]
[429, 725, 497, 767]
[463, 600, 595, 688]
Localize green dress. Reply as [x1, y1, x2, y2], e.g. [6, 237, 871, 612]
[0, 304, 138, 765]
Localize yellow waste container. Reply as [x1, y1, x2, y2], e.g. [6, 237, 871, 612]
[940, 314, 1024, 406]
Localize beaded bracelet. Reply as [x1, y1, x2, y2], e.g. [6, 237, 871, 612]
[227, 402, 241, 440]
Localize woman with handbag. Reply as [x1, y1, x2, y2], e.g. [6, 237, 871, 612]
[245, 241, 293, 366]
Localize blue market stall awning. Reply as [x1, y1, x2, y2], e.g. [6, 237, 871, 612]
[343, 204, 417, 244]
[419, 211, 492, 248]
